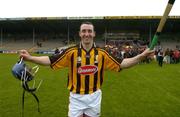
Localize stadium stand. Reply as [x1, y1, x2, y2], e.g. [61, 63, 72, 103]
[0, 16, 180, 54]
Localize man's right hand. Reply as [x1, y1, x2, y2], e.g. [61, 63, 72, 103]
[18, 50, 51, 66]
[18, 50, 32, 61]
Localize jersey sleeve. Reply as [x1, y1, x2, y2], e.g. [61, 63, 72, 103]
[49, 48, 71, 70]
[101, 49, 123, 72]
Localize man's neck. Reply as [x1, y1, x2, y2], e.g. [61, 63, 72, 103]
[81, 42, 93, 52]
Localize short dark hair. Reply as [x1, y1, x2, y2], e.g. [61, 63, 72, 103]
[81, 21, 93, 25]
[80, 21, 95, 30]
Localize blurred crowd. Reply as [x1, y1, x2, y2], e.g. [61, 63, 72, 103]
[104, 39, 180, 65]
[105, 39, 151, 63]
[155, 47, 180, 64]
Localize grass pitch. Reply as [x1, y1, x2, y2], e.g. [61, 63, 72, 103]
[0, 54, 180, 117]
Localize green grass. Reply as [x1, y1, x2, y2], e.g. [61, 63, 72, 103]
[1, 54, 180, 117]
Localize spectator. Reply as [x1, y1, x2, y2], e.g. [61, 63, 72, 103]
[54, 47, 60, 54]
[158, 49, 164, 67]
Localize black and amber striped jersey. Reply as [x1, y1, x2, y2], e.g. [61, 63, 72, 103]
[49, 43, 123, 94]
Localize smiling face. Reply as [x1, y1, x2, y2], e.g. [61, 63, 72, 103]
[79, 23, 95, 45]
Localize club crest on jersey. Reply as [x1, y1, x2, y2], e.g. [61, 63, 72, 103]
[78, 65, 98, 75]
[95, 55, 98, 63]
[77, 56, 81, 63]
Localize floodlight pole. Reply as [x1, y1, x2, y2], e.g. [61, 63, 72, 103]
[67, 23, 70, 45]
[0, 28, 2, 47]
[104, 26, 107, 46]
[33, 28, 35, 46]
[149, 23, 152, 43]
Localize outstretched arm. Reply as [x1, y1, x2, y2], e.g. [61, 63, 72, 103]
[19, 50, 51, 66]
[121, 48, 154, 69]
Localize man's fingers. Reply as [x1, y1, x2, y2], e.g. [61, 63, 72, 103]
[18, 50, 29, 59]
[18, 50, 25, 54]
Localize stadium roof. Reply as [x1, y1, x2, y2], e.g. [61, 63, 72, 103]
[1, 16, 180, 21]
[0, 16, 180, 34]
